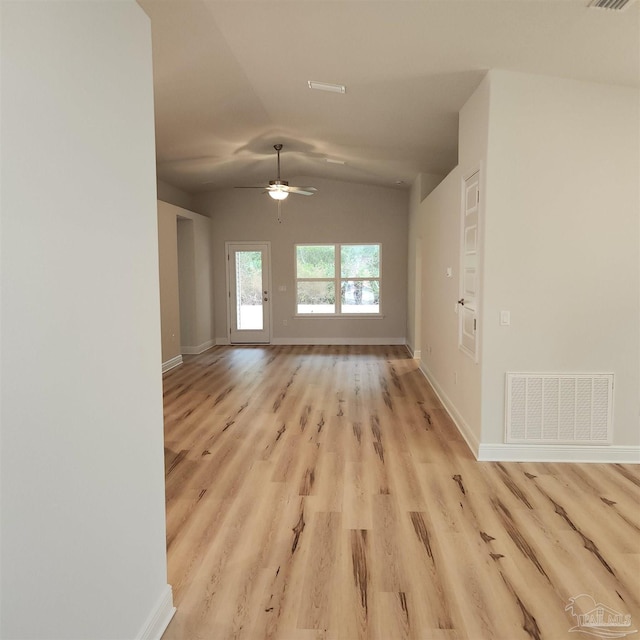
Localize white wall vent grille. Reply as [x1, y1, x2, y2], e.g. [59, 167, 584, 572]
[589, 0, 634, 10]
[505, 373, 613, 444]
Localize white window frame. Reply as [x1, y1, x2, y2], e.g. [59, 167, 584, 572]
[294, 243, 382, 317]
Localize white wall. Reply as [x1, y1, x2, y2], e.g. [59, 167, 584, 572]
[194, 178, 408, 345]
[1, 3, 173, 638]
[411, 70, 640, 460]
[481, 70, 640, 449]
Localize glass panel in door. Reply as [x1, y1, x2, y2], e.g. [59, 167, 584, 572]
[235, 250, 263, 330]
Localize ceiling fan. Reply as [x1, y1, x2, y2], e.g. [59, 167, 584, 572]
[236, 144, 317, 221]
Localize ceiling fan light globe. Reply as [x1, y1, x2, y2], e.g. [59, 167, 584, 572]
[269, 189, 288, 200]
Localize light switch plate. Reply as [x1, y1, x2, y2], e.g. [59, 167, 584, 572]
[500, 310, 511, 326]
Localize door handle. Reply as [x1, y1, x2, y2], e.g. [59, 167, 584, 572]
[264, 297, 268, 302]
[457, 298, 465, 306]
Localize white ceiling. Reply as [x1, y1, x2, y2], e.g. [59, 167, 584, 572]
[138, 0, 639, 193]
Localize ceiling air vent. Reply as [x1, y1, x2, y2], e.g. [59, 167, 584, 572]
[589, 0, 634, 10]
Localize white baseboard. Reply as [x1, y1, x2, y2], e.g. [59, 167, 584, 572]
[271, 336, 406, 346]
[478, 443, 640, 464]
[404, 342, 421, 360]
[181, 339, 215, 355]
[216, 336, 406, 347]
[416, 363, 640, 464]
[137, 584, 176, 640]
[418, 361, 479, 457]
[161, 355, 183, 373]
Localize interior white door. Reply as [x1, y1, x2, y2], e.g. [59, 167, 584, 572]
[458, 171, 480, 360]
[227, 243, 271, 344]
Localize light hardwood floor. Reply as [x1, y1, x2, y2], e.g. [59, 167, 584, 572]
[161, 345, 640, 640]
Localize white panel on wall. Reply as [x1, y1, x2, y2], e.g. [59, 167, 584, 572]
[505, 373, 614, 444]
[458, 170, 481, 361]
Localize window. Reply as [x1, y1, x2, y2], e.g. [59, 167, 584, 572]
[295, 244, 380, 315]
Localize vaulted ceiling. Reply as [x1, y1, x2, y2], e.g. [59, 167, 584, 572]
[138, 0, 639, 193]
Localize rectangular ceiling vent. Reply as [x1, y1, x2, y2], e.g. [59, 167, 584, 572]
[589, 0, 634, 10]
[505, 373, 614, 444]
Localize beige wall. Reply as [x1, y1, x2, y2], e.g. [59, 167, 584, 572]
[410, 74, 490, 451]
[193, 177, 409, 344]
[158, 204, 181, 363]
[406, 178, 423, 357]
[177, 218, 197, 349]
[157, 179, 196, 211]
[406, 173, 443, 356]
[157, 201, 214, 359]
[1, 2, 172, 637]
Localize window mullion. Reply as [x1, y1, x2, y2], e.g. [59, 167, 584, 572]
[336, 244, 341, 314]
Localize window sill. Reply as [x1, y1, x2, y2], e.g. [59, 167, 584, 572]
[295, 313, 385, 319]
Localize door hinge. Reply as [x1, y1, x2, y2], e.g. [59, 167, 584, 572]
[474, 318, 477, 331]
[476, 190, 480, 204]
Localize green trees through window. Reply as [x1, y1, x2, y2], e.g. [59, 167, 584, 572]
[295, 244, 380, 315]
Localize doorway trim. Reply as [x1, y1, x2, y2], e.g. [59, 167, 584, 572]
[225, 241, 272, 344]
[458, 166, 483, 364]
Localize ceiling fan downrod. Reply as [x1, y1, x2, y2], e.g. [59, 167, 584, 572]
[274, 143, 283, 182]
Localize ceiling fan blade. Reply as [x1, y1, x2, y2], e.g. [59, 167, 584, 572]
[234, 147, 317, 198]
[285, 186, 317, 196]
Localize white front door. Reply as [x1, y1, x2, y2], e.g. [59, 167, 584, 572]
[458, 171, 480, 361]
[227, 243, 271, 344]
